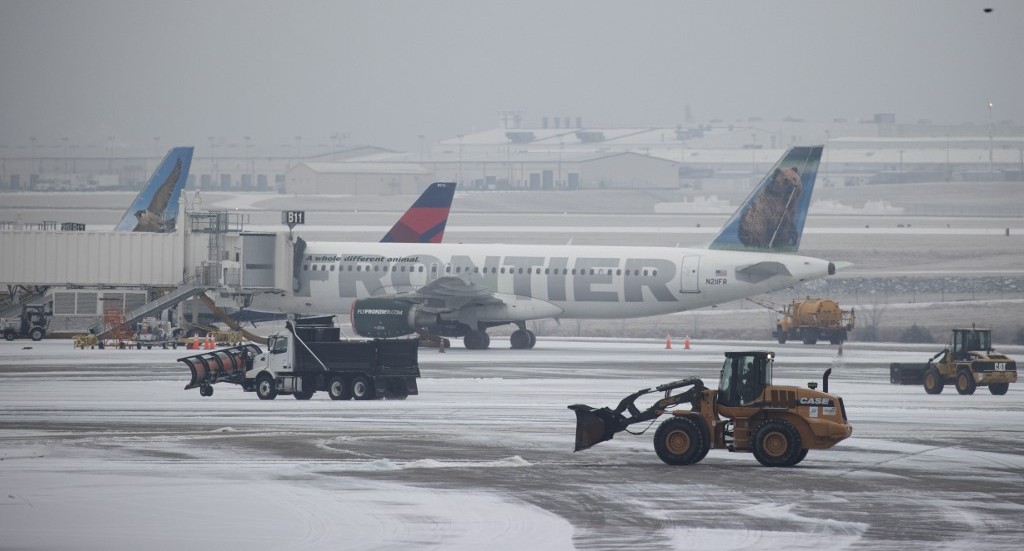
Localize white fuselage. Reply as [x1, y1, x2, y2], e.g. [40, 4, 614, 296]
[249, 241, 834, 322]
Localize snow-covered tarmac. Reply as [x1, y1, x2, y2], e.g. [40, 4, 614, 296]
[2, 338, 1023, 550]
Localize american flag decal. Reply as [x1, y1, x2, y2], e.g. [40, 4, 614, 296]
[715, 269, 727, 277]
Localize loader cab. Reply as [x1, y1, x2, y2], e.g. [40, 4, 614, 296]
[952, 327, 990, 360]
[718, 351, 773, 407]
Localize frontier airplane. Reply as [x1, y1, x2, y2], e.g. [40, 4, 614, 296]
[251, 146, 840, 349]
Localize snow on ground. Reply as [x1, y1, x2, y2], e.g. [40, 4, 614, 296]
[2, 338, 1023, 549]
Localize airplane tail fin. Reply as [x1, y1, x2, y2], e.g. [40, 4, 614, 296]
[114, 146, 194, 232]
[380, 182, 456, 243]
[709, 145, 823, 253]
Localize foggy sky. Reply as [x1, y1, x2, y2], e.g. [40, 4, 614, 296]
[1, 0, 1021, 153]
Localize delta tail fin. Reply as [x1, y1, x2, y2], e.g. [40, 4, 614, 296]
[380, 181, 457, 243]
[114, 146, 194, 232]
[709, 145, 822, 253]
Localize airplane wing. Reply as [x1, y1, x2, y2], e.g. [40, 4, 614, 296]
[394, 276, 505, 312]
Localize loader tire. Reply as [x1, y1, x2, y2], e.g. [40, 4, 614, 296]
[955, 368, 976, 395]
[988, 382, 1009, 395]
[256, 373, 277, 400]
[753, 419, 802, 467]
[653, 417, 708, 465]
[923, 367, 944, 395]
[793, 448, 809, 466]
[327, 376, 350, 400]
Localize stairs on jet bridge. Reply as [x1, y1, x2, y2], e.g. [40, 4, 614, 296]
[88, 281, 207, 339]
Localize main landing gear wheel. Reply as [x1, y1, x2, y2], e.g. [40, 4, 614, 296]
[199, 385, 214, 397]
[510, 329, 536, 349]
[464, 330, 490, 350]
[653, 417, 708, 465]
[752, 419, 803, 467]
[955, 368, 977, 395]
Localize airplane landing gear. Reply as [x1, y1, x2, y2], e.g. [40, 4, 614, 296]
[464, 329, 490, 350]
[510, 327, 536, 349]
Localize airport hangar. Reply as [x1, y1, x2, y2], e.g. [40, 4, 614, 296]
[0, 202, 296, 338]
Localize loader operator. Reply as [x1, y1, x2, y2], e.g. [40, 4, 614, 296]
[739, 361, 756, 404]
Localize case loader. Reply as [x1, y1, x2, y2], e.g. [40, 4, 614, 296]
[569, 351, 852, 467]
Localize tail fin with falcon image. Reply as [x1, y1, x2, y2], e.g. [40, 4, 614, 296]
[113, 146, 194, 232]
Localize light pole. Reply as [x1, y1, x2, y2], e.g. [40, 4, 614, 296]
[457, 134, 463, 185]
[244, 136, 252, 188]
[988, 102, 994, 172]
[209, 136, 217, 188]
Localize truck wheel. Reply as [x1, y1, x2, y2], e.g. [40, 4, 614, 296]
[350, 375, 375, 400]
[5, 330, 16, 341]
[294, 376, 316, 400]
[801, 330, 818, 345]
[256, 373, 277, 400]
[923, 367, 944, 394]
[988, 382, 1009, 395]
[777, 331, 787, 344]
[653, 417, 708, 465]
[327, 376, 351, 400]
[30, 328, 45, 341]
[829, 332, 845, 345]
[752, 419, 803, 467]
[955, 368, 977, 395]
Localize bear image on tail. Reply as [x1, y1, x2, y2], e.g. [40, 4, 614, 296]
[738, 166, 803, 249]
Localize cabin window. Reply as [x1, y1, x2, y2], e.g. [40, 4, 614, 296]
[418, 266, 424, 273]
[330, 265, 335, 272]
[643, 270, 649, 276]
[616, 269, 622, 275]
[303, 264, 309, 271]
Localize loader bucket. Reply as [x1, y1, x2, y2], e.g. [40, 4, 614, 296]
[568, 405, 620, 451]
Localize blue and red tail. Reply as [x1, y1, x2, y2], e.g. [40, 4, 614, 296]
[380, 182, 456, 243]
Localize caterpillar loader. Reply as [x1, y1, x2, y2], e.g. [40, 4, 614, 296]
[568, 351, 852, 467]
[919, 327, 1017, 395]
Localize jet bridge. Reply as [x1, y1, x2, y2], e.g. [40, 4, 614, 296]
[239, 232, 296, 294]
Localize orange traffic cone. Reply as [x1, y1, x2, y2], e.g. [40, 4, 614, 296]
[192, 334, 199, 350]
[684, 335, 691, 350]
[665, 335, 672, 349]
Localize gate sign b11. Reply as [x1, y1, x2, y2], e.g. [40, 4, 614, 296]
[282, 210, 305, 229]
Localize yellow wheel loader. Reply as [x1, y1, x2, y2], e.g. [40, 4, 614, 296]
[569, 351, 852, 467]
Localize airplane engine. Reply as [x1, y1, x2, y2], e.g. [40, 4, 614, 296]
[350, 298, 431, 339]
